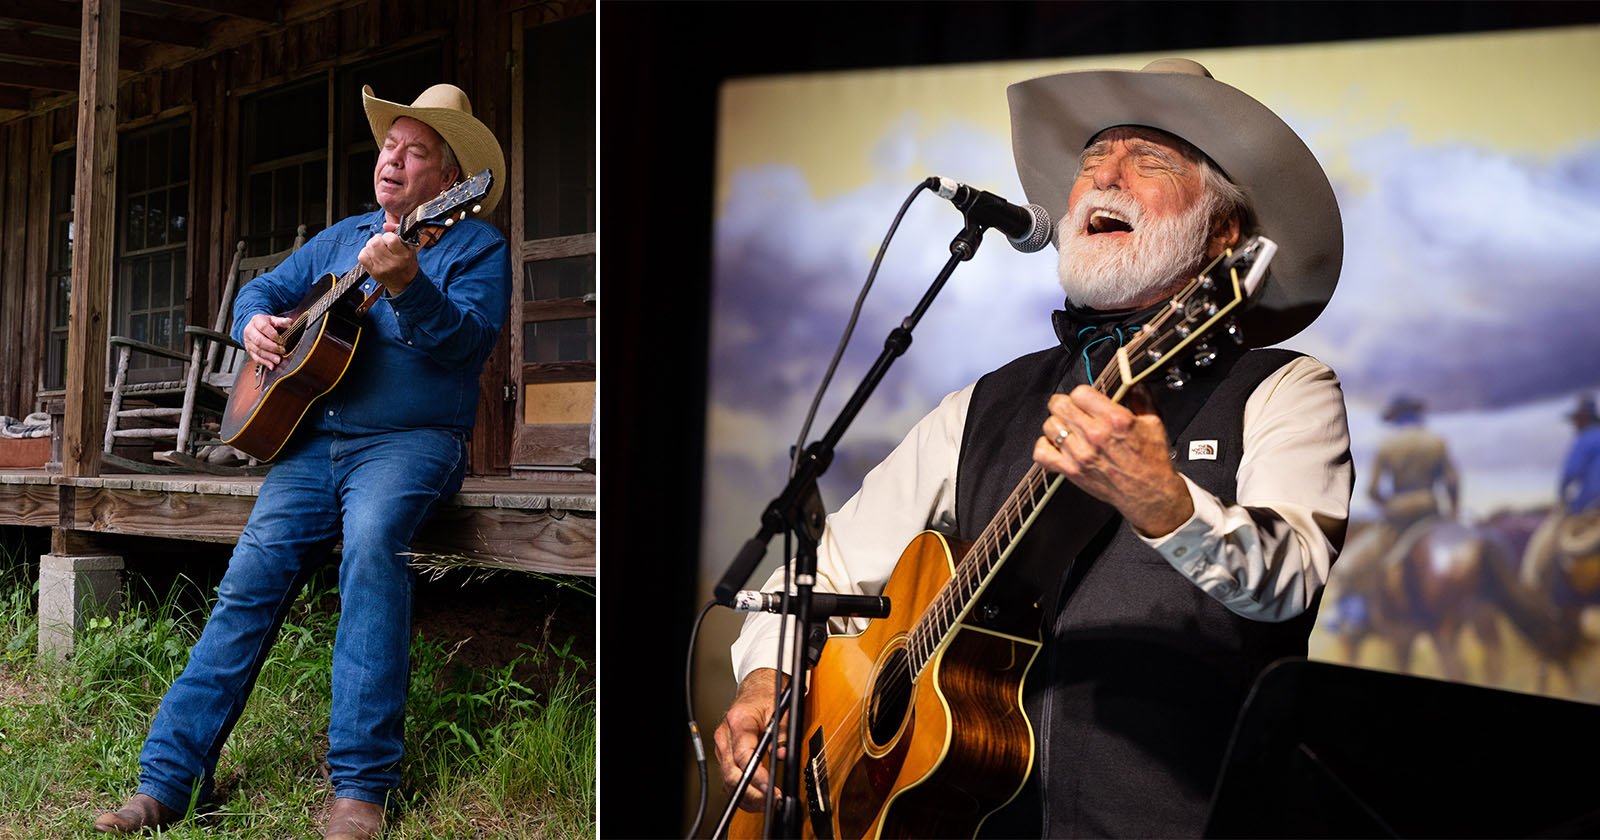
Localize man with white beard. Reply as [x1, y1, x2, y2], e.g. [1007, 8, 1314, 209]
[715, 59, 1352, 838]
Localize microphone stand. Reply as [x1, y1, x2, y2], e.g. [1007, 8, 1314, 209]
[712, 220, 988, 839]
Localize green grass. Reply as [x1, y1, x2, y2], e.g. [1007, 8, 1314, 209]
[0, 529, 595, 839]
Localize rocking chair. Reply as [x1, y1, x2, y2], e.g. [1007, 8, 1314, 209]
[102, 227, 306, 475]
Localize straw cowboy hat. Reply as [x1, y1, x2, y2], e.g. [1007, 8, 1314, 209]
[1007, 58, 1342, 348]
[362, 83, 506, 216]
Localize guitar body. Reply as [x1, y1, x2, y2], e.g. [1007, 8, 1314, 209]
[729, 532, 1040, 840]
[219, 272, 365, 462]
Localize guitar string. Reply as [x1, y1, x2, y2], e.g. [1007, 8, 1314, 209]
[808, 253, 1244, 795]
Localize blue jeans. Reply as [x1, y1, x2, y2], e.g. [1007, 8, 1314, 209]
[135, 428, 467, 811]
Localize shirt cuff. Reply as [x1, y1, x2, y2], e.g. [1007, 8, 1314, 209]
[1139, 474, 1246, 602]
[385, 267, 445, 343]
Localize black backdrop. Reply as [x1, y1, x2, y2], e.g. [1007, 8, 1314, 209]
[598, 3, 1600, 837]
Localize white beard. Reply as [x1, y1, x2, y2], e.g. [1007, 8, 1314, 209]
[1057, 189, 1214, 310]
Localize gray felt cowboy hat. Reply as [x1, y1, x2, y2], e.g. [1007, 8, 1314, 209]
[362, 83, 506, 216]
[1007, 58, 1342, 348]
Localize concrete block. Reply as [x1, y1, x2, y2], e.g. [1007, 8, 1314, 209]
[38, 553, 124, 660]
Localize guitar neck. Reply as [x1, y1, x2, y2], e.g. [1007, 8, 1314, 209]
[285, 263, 370, 341]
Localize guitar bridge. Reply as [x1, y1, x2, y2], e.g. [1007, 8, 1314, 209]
[804, 728, 834, 839]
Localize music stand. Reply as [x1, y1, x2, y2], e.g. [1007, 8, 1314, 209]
[1205, 658, 1600, 838]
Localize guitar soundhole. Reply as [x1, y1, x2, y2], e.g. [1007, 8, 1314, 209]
[866, 647, 913, 747]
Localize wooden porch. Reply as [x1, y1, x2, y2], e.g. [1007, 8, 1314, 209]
[0, 467, 595, 577]
[0, 0, 597, 594]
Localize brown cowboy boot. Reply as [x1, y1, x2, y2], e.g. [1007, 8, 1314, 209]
[323, 796, 386, 840]
[93, 793, 181, 834]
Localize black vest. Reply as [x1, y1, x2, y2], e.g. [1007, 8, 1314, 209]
[958, 344, 1316, 839]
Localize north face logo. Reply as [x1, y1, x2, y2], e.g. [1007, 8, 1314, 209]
[1188, 440, 1218, 460]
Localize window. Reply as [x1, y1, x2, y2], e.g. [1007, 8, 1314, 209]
[240, 80, 328, 255]
[116, 121, 190, 376]
[43, 150, 73, 390]
[237, 47, 443, 256]
[515, 9, 596, 467]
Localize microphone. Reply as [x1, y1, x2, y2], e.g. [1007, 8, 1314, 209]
[729, 590, 892, 620]
[932, 176, 1052, 253]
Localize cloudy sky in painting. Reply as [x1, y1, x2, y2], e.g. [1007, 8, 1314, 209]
[700, 30, 1600, 601]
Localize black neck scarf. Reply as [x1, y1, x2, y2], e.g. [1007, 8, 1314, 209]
[1050, 298, 1169, 387]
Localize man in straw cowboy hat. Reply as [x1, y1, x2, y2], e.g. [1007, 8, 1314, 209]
[715, 59, 1352, 837]
[95, 83, 509, 839]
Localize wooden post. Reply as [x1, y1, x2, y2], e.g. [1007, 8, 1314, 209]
[63, 0, 120, 477]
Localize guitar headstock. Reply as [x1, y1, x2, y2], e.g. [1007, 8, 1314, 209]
[1104, 235, 1278, 400]
[398, 168, 495, 245]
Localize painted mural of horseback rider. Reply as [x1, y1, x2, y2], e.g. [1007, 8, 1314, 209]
[1370, 394, 1459, 534]
[1524, 395, 1600, 608]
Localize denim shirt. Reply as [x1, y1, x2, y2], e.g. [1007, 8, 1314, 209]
[231, 210, 511, 438]
[1562, 425, 1600, 513]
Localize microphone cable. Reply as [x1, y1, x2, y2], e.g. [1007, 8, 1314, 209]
[788, 179, 938, 478]
[683, 599, 715, 839]
[686, 177, 936, 838]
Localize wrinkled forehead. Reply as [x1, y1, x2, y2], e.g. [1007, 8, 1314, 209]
[1080, 125, 1209, 165]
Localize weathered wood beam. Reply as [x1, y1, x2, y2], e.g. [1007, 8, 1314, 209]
[523, 297, 596, 322]
[21, 118, 50, 416]
[63, 0, 119, 478]
[0, 476, 57, 528]
[522, 232, 595, 260]
[0, 0, 206, 48]
[0, 60, 81, 92]
[0, 30, 140, 70]
[137, 0, 281, 24]
[523, 361, 596, 385]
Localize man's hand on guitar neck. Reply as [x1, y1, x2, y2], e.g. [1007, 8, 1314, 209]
[359, 222, 423, 297]
[713, 668, 789, 812]
[243, 313, 294, 371]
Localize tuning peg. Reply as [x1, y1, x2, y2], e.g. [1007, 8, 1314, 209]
[445, 218, 455, 226]
[1225, 320, 1244, 344]
[1165, 367, 1187, 391]
[1192, 342, 1218, 367]
[472, 204, 482, 214]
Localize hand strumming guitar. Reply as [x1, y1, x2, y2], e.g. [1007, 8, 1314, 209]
[713, 668, 789, 812]
[243, 313, 294, 371]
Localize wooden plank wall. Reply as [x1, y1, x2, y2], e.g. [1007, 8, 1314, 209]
[0, 121, 25, 417]
[0, 0, 525, 476]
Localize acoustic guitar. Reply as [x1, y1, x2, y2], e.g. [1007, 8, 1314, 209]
[729, 236, 1278, 840]
[219, 170, 493, 462]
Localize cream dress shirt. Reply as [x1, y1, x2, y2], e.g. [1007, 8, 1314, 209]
[732, 354, 1353, 682]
